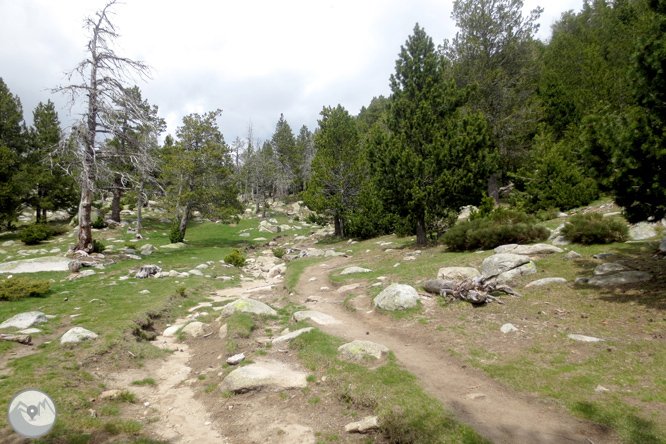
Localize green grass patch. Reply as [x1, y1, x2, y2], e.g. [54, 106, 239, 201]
[131, 378, 156, 386]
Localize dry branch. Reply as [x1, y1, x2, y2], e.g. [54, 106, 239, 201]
[423, 276, 521, 305]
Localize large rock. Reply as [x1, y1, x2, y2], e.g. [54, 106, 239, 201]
[0, 312, 48, 329]
[0, 256, 72, 274]
[338, 340, 389, 361]
[593, 263, 630, 276]
[272, 327, 314, 345]
[588, 271, 652, 286]
[293, 311, 341, 325]
[629, 222, 657, 240]
[61, 327, 98, 344]
[160, 242, 186, 249]
[345, 416, 379, 434]
[221, 298, 277, 317]
[437, 267, 480, 281]
[493, 262, 537, 283]
[494, 244, 563, 256]
[481, 254, 532, 279]
[373, 283, 419, 311]
[221, 361, 307, 393]
[341, 266, 372, 275]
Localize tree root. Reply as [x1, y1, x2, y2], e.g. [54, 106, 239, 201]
[423, 277, 521, 305]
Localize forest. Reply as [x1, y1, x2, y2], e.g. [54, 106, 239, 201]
[1, 0, 665, 247]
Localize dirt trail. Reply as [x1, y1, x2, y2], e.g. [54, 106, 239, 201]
[294, 257, 619, 444]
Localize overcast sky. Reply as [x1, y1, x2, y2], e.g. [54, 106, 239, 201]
[0, 0, 583, 146]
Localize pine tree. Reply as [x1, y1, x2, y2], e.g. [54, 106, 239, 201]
[375, 24, 494, 245]
[303, 105, 364, 237]
[0, 78, 28, 228]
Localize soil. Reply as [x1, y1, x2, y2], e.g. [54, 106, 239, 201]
[105, 247, 624, 444]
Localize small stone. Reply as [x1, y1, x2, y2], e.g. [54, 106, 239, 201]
[139, 290, 150, 294]
[595, 385, 610, 393]
[568, 334, 605, 342]
[500, 323, 518, 333]
[227, 353, 245, 365]
[344, 416, 379, 434]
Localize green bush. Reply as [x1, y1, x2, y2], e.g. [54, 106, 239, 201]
[442, 209, 549, 251]
[561, 213, 628, 244]
[91, 239, 106, 253]
[272, 248, 286, 259]
[306, 213, 328, 226]
[224, 248, 246, 267]
[19, 223, 54, 245]
[92, 215, 106, 229]
[536, 207, 562, 222]
[169, 223, 184, 243]
[0, 277, 50, 301]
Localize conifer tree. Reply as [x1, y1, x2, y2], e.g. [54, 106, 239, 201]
[374, 24, 494, 245]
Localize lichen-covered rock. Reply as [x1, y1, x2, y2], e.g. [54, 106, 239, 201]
[629, 222, 657, 240]
[481, 254, 531, 277]
[0, 312, 48, 330]
[220, 298, 277, 317]
[338, 340, 389, 361]
[61, 327, 98, 344]
[373, 283, 419, 311]
[221, 361, 307, 393]
[436, 267, 480, 281]
[588, 271, 652, 286]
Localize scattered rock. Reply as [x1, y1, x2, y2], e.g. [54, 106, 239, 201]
[221, 298, 277, 317]
[373, 283, 419, 311]
[494, 244, 563, 256]
[500, 323, 518, 333]
[437, 267, 480, 281]
[0, 312, 48, 330]
[188, 269, 205, 277]
[593, 263, 630, 276]
[568, 334, 605, 342]
[595, 385, 610, 393]
[2, 240, 16, 247]
[99, 390, 122, 400]
[337, 283, 361, 293]
[227, 353, 245, 365]
[272, 327, 314, 345]
[135, 264, 162, 279]
[163, 325, 185, 337]
[340, 266, 372, 275]
[0, 256, 72, 274]
[139, 290, 151, 294]
[565, 251, 581, 260]
[160, 242, 186, 249]
[593, 253, 614, 260]
[293, 311, 341, 325]
[524, 277, 567, 288]
[588, 271, 652, 286]
[575, 277, 590, 284]
[219, 324, 228, 340]
[338, 340, 389, 361]
[629, 222, 657, 240]
[552, 236, 571, 246]
[181, 322, 206, 337]
[17, 328, 42, 335]
[220, 361, 308, 393]
[345, 416, 379, 434]
[481, 254, 531, 278]
[61, 327, 98, 344]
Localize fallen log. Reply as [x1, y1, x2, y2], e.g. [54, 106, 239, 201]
[0, 334, 32, 345]
[432, 276, 522, 305]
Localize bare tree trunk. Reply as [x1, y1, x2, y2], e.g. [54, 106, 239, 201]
[76, 186, 93, 251]
[110, 178, 122, 222]
[35, 206, 42, 223]
[334, 215, 344, 237]
[179, 204, 189, 239]
[262, 192, 267, 218]
[135, 178, 144, 237]
[488, 173, 500, 205]
[416, 214, 427, 245]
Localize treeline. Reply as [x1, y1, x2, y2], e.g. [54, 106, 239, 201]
[1, 0, 665, 249]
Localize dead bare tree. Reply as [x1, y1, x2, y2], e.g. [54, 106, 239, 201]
[53, 0, 152, 252]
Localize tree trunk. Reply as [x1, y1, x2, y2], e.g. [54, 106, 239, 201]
[135, 179, 144, 237]
[262, 192, 267, 218]
[334, 215, 344, 237]
[488, 173, 500, 205]
[179, 205, 189, 239]
[416, 214, 427, 245]
[41, 208, 47, 222]
[76, 186, 93, 251]
[110, 179, 122, 222]
[35, 206, 42, 223]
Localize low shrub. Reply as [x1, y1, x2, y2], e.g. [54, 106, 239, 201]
[306, 213, 328, 226]
[224, 248, 246, 267]
[19, 223, 54, 245]
[442, 208, 549, 251]
[92, 215, 106, 229]
[169, 223, 184, 243]
[0, 277, 50, 301]
[272, 248, 286, 259]
[561, 213, 628, 244]
[91, 239, 106, 253]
